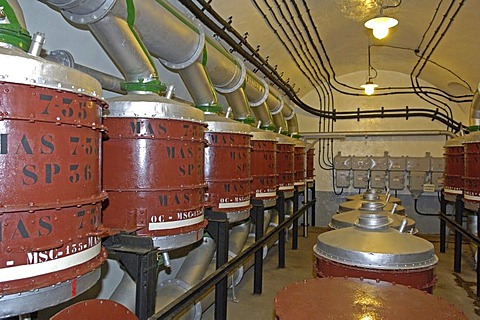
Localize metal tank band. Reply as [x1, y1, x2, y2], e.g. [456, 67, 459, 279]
[293, 139, 306, 191]
[463, 131, 480, 204]
[204, 114, 252, 222]
[0, 49, 107, 314]
[306, 148, 314, 186]
[443, 135, 465, 198]
[250, 128, 278, 208]
[275, 134, 295, 195]
[102, 95, 207, 250]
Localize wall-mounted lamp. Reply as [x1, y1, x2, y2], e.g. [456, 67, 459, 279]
[360, 45, 378, 95]
[364, 1, 401, 40]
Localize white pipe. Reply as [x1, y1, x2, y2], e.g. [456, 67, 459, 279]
[470, 89, 480, 127]
[301, 130, 457, 139]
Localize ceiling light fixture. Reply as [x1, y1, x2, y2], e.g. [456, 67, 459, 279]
[361, 44, 378, 95]
[364, 0, 401, 40]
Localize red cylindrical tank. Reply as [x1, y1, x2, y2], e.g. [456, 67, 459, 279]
[314, 214, 437, 292]
[463, 132, 480, 205]
[306, 148, 314, 186]
[274, 278, 467, 320]
[250, 128, 277, 208]
[204, 114, 252, 222]
[293, 139, 306, 191]
[0, 48, 107, 317]
[276, 135, 295, 197]
[102, 95, 207, 251]
[443, 136, 465, 199]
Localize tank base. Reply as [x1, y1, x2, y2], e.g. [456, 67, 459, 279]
[0, 268, 101, 318]
[153, 229, 205, 252]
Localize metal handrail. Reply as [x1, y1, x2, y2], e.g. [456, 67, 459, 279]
[150, 199, 316, 319]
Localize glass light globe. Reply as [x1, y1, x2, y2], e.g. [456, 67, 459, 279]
[360, 82, 378, 95]
[364, 16, 398, 40]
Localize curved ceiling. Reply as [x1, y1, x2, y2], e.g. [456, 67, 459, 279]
[187, 0, 478, 101]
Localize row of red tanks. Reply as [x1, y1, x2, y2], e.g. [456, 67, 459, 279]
[0, 36, 315, 318]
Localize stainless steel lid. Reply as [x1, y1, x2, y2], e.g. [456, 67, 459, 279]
[464, 131, 480, 144]
[339, 200, 406, 215]
[316, 214, 437, 270]
[250, 127, 277, 141]
[444, 135, 465, 147]
[329, 210, 416, 233]
[104, 94, 205, 123]
[204, 113, 251, 134]
[293, 139, 306, 148]
[0, 46, 103, 99]
[275, 133, 296, 145]
[346, 191, 402, 205]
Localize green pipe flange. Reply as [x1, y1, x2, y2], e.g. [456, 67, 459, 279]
[0, 1, 31, 50]
[237, 117, 255, 125]
[121, 79, 166, 94]
[280, 130, 290, 135]
[468, 125, 480, 133]
[197, 103, 223, 114]
[292, 134, 302, 139]
[261, 124, 276, 132]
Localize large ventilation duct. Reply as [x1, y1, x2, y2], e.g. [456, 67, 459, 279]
[42, 0, 301, 129]
[469, 89, 480, 129]
[267, 86, 288, 134]
[244, 70, 275, 130]
[283, 98, 299, 135]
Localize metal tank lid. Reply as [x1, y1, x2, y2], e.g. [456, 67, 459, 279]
[444, 135, 465, 147]
[0, 46, 103, 99]
[275, 133, 296, 145]
[316, 214, 437, 270]
[204, 113, 251, 134]
[104, 94, 205, 123]
[329, 209, 416, 232]
[464, 131, 480, 143]
[346, 192, 402, 204]
[339, 200, 406, 214]
[250, 127, 277, 141]
[293, 138, 306, 148]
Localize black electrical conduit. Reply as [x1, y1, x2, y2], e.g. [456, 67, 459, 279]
[297, 0, 471, 103]
[181, 0, 465, 131]
[410, 0, 459, 121]
[414, 198, 440, 216]
[149, 199, 316, 319]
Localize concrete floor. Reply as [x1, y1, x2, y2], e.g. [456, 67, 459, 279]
[204, 227, 480, 319]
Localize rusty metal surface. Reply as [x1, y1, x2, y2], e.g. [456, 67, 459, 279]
[314, 257, 437, 292]
[443, 145, 464, 195]
[294, 146, 306, 185]
[463, 134, 480, 203]
[0, 82, 106, 294]
[306, 148, 314, 181]
[102, 116, 206, 238]
[277, 143, 295, 191]
[274, 277, 467, 319]
[204, 131, 251, 212]
[250, 139, 277, 200]
[51, 299, 138, 320]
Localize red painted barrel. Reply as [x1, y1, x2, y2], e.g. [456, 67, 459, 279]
[250, 128, 277, 208]
[276, 135, 295, 195]
[294, 140, 306, 190]
[443, 136, 465, 197]
[0, 49, 107, 317]
[314, 214, 437, 292]
[204, 114, 251, 222]
[274, 278, 467, 320]
[306, 148, 314, 183]
[103, 95, 206, 250]
[463, 132, 480, 204]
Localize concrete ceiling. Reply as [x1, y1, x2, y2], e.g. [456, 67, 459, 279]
[200, 0, 478, 99]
